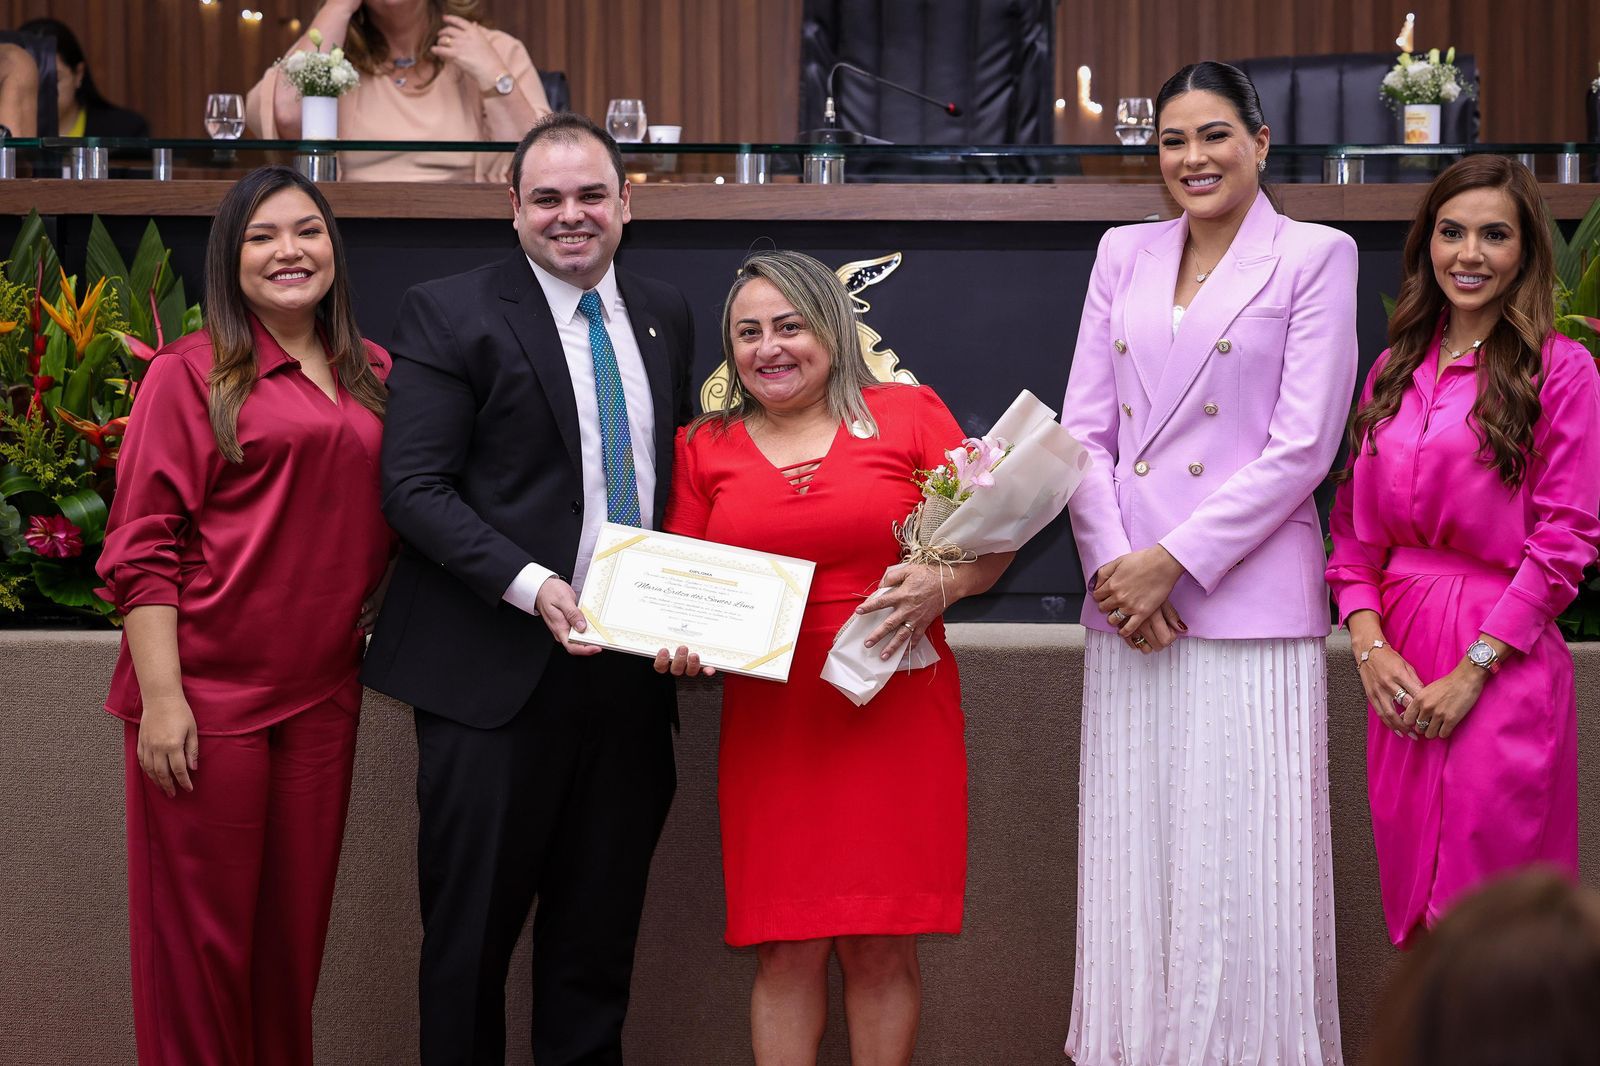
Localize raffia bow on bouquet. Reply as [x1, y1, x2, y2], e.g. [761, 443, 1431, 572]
[821, 389, 1092, 706]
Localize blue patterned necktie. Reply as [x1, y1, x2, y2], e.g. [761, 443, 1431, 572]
[577, 290, 642, 525]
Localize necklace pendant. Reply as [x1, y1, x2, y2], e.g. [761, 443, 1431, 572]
[1195, 270, 1210, 283]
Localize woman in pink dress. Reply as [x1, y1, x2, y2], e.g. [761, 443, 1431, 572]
[1328, 155, 1600, 948]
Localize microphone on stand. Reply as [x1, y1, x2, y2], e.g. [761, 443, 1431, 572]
[803, 61, 963, 143]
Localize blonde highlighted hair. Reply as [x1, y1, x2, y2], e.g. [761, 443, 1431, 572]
[692, 250, 879, 439]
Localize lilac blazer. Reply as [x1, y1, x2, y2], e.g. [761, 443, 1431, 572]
[1062, 192, 1359, 639]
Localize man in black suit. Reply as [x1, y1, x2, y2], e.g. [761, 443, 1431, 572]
[363, 112, 695, 1065]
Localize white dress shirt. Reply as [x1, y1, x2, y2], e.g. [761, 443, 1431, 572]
[502, 257, 658, 614]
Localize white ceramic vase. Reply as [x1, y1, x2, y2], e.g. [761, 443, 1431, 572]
[300, 95, 339, 140]
[1402, 103, 1441, 144]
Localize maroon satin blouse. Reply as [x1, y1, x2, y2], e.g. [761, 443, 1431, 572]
[97, 317, 393, 734]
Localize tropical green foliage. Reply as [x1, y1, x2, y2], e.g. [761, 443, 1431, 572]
[0, 212, 201, 623]
[1552, 195, 1600, 360]
[1550, 196, 1600, 637]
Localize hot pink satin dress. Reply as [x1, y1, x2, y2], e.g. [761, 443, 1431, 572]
[1327, 328, 1600, 946]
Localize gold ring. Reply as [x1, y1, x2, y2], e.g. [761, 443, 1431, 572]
[1108, 608, 1129, 625]
[901, 622, 915, 631]
[1131, 634, 1148, 646]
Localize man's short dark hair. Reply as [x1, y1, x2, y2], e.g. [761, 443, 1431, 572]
[510, 112, 627, 199]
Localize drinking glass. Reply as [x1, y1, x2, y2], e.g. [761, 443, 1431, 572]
[605, 99, 648, 143]
[1114, 96, 1155, 146]
[205, 93, 246, 140]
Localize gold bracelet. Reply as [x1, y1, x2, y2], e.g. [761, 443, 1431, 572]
[1356, 638, 1387, 666]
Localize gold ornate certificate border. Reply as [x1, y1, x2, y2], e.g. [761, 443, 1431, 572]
[575, 523, 816, 681]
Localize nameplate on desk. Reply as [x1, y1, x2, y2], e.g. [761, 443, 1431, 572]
[570, 523, 815, 682]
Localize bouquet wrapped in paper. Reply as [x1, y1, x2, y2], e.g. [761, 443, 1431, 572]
[821, 390, 1091, 705]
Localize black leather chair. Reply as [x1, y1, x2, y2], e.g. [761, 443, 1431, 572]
[798, 0, 1055, 181]
[539, 70, 570, 115]
[1588, 90, 1599, 181]
[1229, 52, 1479, 183]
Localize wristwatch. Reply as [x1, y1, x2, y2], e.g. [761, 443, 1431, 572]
[1465, 639, 1501, 674]
[483, 72, 515, 97]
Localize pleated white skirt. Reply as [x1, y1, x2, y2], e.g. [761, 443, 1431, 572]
[1066, 631, 1343, 1066]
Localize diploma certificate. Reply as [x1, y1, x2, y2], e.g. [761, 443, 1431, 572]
[569, 523, 816, 681]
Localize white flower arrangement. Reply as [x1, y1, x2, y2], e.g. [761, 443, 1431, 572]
[1380, 47, 1476, 110]
[276, 28, 360, 99]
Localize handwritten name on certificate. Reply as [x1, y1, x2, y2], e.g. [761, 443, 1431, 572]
[569, 523, 816, 681]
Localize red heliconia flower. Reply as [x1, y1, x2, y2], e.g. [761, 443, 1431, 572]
[27, 374, 55, 415]
[149, 263, 168, 350]
[24, 514, 83, 559]
[30, 258, 42, 332]
[55, 408, 130, 469]
[118, 332, 156, 362]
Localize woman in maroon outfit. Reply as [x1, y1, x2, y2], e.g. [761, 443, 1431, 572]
[97, 165, 391, 1064]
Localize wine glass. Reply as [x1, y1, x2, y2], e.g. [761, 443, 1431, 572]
[1114, 96, 1155, 146]
[204, 93, 246, 140]
[605, 99, 648, 143]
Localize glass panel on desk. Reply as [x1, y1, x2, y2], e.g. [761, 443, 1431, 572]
[1, 139, 1595, 185]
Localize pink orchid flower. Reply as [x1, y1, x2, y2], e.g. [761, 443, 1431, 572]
[24, 514, 84, 559]
[946, 435, 1010, 495]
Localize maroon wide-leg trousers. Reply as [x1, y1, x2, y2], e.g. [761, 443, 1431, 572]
[122, 687, 359, 1065]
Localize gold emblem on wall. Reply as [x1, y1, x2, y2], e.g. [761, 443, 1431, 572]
[699, 252, 919, 412]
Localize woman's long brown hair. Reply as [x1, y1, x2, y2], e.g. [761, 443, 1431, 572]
[1347, 155, 1555, 487]
[343, 0, 488, 89]
[203, 165, 385, 463]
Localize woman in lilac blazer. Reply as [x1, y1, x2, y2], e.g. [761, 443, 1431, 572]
[1061, 62, 1356, 1066]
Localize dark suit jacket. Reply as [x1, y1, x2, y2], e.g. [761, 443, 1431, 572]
[362, 251, 696, 727]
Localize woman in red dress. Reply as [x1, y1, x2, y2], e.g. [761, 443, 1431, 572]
[96, 165, 392, 1064]
[662, 250, 1013, 1064]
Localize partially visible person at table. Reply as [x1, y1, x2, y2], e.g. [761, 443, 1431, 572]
[0, 40, 37, 136]
[661, 250, 1014, 1064]
[1328, 155, 1600, 948]
[96, 165, 392, 1063]
[246, 0, 550, 182]
[1061, 60, 1356, 1065]
[1366, 867, 1600, 1066]
[18, 17, 150, 137]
